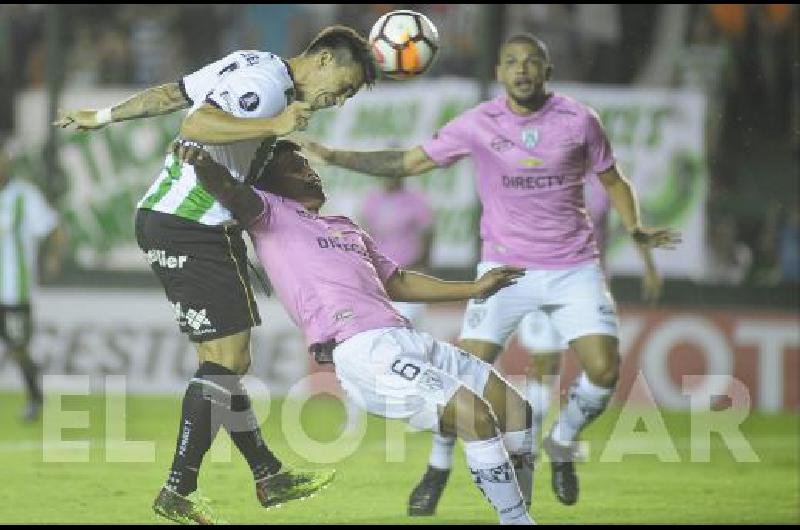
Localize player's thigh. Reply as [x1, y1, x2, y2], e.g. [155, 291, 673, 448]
[459, 261, 539, 355]
[136, 209, 261, 345]
[196, 329, 252, 374]
[545, 262, 618, 351]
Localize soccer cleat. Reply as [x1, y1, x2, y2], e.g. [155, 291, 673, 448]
[408, 466, 451, 516]
[543, 433, 579, 506]
[255, 467, 336, 508]
[152, 487, 228, 525]
[510, 453, 536, 509]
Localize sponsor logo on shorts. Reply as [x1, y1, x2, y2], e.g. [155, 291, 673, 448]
[417, 369, 444, 392]
[239, 92, 260, 112]
[172, 302, 217, 334]
[147, 249, 188, 269]
[467, 307, 487, 328]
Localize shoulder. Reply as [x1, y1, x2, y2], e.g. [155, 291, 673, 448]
[551, 92, 598, 121]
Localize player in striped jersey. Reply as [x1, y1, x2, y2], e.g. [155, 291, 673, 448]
[0, 143, 65, 421]
[56, 26, 377, 524]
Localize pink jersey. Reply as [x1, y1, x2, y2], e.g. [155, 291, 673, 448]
[248, 189, 410, 346]
[422, 93, 616, 269]
[361, 189, 434, 267]
[585, 173, 611, 252]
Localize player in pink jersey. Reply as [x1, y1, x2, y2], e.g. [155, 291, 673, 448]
[300, 33, 680, 513]
[175, 138, 538, 524]
[517, 172, 663, 462]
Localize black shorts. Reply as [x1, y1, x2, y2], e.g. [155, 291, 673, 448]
[0, 304, 32, 350]
[135, 209, 261, 342]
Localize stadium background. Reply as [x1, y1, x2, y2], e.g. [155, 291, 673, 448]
[0, 4, 797, 524]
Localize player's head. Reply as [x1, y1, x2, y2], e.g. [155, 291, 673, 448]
[295, 25, 378, 111]
[256, 140, 326, 209]
[496, 33, 552, 105]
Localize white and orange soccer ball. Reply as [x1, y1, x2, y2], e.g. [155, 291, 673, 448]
[369, 10, 440, 80]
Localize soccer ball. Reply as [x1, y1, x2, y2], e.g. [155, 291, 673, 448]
[369, 10, 439, 80]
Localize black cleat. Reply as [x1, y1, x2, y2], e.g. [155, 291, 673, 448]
[543, 433, 579, 506]
[408, 466, 451, 516]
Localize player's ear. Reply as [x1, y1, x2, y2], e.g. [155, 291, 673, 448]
[545, 63, 553, 81]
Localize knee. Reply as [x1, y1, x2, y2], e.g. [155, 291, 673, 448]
[584, 354, 619, 389]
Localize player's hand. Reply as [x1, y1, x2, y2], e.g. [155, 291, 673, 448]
[632, 226, 682, 250]
[473, 266, 526, 299]
[171, 139, 217, 169]
[273, 101, 314, 136]
[641, 265, 663, 304]
[53, 109, 107, 131]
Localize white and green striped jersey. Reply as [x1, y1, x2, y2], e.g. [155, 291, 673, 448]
[138, 50, 295, 225]
[0, 179, 58, 305]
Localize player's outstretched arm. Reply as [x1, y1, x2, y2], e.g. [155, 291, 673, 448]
[180, 101, 313, 145]
[173, 140, 264, 225]
[54, 83, 190, 131]
[598, 165, 682, 250]
[385, 267, 525, 303]
[299, 139, 438, 178]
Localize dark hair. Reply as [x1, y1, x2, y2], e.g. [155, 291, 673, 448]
[501, 33, 551, 64]
[305, 25, 378, 87]
[256, 139, 302, 188]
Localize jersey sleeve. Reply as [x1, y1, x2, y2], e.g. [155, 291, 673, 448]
[247, 188, 276, 231]
[362, 230, 400, 284]
[204, 66, 289, 119]
[420, 113, 473, 167]
[22, 184, 58, 240]
[179, 51, 246, 106]
[585, 107, 616, 174]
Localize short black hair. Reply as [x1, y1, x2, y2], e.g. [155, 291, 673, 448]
[256, 139, 302, 189]
[305, 25, 378, 88]
[501, 33, 551, 64]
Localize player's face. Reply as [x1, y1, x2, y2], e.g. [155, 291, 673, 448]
[496, 42, 550, 104]
[309, 60, 364, 111]
[272, 150, 326, 205]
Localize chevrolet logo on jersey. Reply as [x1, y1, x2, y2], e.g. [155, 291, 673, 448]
[520, 157, 544, 168]
[521, 128, 539, 149]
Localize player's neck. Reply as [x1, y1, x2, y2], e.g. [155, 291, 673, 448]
[506, 91, 551, 116]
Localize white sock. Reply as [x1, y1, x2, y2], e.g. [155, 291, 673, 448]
[463, 436, 534, 525]
[429, 433, 456, 470]
[526, 380, 551, 440]
[551, 372, 613, 446]
[503, 429, 535, 507]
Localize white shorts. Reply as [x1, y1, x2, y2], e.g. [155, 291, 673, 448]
[333, 327, 493, 432]
[518, 310, 566, 353]
[459, 261, 618, 347]
[391, 301, 425, 326]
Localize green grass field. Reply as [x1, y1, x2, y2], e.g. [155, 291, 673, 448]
[1, 390, 798, 524]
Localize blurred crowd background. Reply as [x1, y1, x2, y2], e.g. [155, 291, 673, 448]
[0, 4, 797, 287]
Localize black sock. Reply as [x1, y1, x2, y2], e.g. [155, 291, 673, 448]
[17, 354, 42, 403]
[227, 384, 282, 481]
[166, 362, 226, 496]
